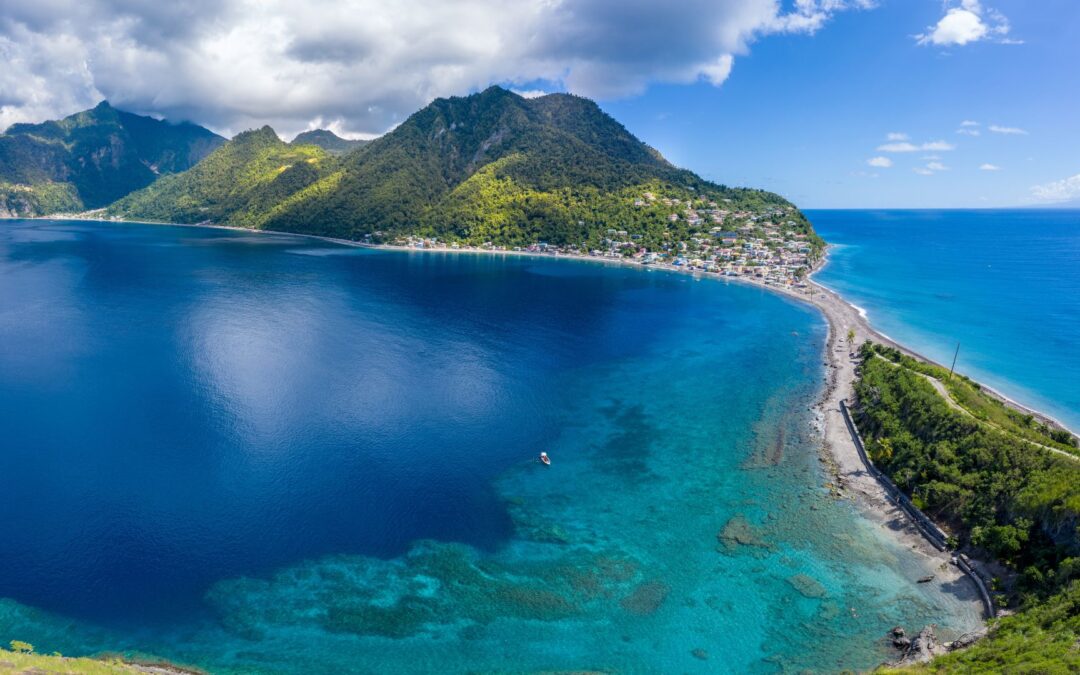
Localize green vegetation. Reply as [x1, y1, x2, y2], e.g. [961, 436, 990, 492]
[0, 641, 145, 674]
[854, 342, 1080, 672]
[0, 101, 223, 216]
[109, 87, 824, 258]
[291, 129, 368, 155]
[109, 127, 337, 230]
[0, 181, 82, 217]
[869, 345, 1078, 455]
[882, 581, 1080, 674]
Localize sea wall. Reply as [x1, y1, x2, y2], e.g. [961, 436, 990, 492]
[839, 399, 997, 621]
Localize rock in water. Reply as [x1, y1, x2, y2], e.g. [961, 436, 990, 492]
[717, 516, 771, 551]
[786, 573, 828, 599]
[620, 580, 670, 616]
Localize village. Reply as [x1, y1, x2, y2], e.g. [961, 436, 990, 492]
[391, 190, 823, 289]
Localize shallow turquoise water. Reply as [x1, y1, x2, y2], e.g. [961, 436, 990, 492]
[809, 209, 1080, 431]
[0, 220, 982, 673]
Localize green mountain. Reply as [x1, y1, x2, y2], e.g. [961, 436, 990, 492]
[0, 101, 224, 217]
[110, 87, 819, 252]
[291, 129, 369, 154]
[109, 126, 336, 229]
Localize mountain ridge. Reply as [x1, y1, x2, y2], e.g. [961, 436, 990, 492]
[291, 129, 369, 154]
[107, 86, 818, 256]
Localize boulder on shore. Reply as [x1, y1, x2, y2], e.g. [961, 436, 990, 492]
[895, 625, 937, 666]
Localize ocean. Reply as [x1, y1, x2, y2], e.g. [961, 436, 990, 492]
[0, 219, 981, 673]
[807, 209, 1080, 432]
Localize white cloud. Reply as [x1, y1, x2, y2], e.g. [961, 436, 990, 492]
[979, 163, 1001, 171]
[922, 140, 957, 151]
[878, 142, 919, 152]
[957, 127, 980, 136]
[510, 89, 550, 99]
[960, 120, 979, 127]
[989, 124, 1028, 135]
[867, 156, 893, 168]
[886, 132, 909, 141]
[878, 139, 956, 153]
[926, 161, 948, 171]
[916, 0, 1013, 47]
[0, 0, 879, 136]
[1031, 174, 1080, 202]
[913, 167, 935, 176]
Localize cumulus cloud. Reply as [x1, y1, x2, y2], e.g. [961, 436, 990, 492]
[989, 124, 1028, 135]
[877, 138, 956, 153]
[867, 156, 892, 168]
[0, 0, 877, 137]
[1031, 174, 1080, 202]
[886, 132, 909, 141]
[916, 0, 1013, 47]
[979, 163, 1001, 171]
[926, 161, 948, 171]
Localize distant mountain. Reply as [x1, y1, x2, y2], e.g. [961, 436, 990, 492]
[0, 101, 224, 216]
[292, 129, 369, 154]
[110, 87, 815, 249]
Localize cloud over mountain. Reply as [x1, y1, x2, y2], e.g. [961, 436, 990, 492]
[0, 0, 874, 137]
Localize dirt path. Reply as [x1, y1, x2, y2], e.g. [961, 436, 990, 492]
[878, 355, 1080, 464]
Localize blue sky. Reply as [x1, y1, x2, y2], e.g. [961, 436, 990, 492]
[598, 0, 1080, 208]
[2, 0, 1078, 208]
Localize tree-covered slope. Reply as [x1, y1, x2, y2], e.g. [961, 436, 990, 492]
[0, 101, 224, 215]
[110, 87, 819, 251]
[109, 126, 339, 229]
[854, 343, 1080, 673]
[291, 129, 368, 155]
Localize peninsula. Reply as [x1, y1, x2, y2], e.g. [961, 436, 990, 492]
[2, 87, 1078, 673]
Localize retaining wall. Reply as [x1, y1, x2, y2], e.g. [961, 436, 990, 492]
[839, 399, 997, 620]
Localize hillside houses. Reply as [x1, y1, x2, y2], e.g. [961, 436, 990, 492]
[390, 189, 822, 287]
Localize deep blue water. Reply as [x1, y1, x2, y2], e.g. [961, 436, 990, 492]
[0, 220, 981, 673]
[807, 209, 1080, 431]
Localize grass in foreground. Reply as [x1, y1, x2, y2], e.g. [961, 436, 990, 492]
[0, 643, 142, 674]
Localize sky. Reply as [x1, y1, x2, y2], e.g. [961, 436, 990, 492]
[1, 0, 1078, 208]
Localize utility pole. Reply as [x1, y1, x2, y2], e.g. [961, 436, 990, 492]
[949, 342, 960, 380]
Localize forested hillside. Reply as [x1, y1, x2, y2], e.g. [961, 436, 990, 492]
[291, 129, 368, 154]
[108, 126, 338, 230]
[0, 102, 223, 216]
[108, 87, 821, 255]
[854, 343, 1080, 672]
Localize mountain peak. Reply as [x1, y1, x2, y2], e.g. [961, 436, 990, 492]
[292, 128, 369, 154]
[0, 102, 225, 212]
[233, 126, 281, 143]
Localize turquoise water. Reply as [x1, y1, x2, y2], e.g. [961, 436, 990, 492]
[808, 209, 1080, 431]
[0, 220, 982, 673]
